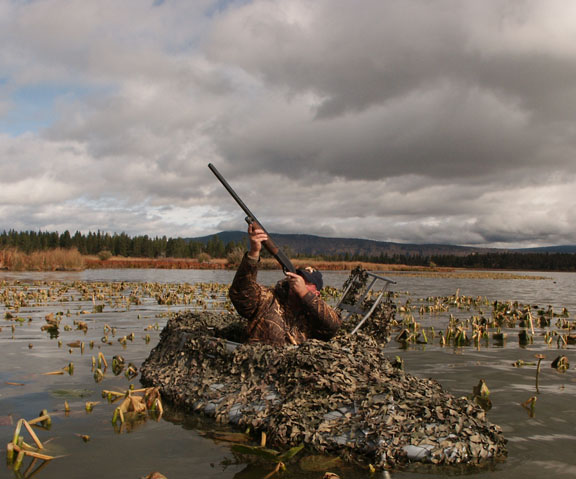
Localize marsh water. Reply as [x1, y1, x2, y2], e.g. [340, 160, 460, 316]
[1, 268, 575, 479]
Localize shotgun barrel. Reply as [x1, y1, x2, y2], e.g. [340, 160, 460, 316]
[208, 163, 296, 273]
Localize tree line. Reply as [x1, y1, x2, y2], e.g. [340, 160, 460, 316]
[322, 251, 576, 272]
[1, 229, 574, 271]
[0, 230, 245, 259]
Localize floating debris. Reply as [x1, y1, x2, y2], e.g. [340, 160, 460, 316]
[141, 473, 168, 479]
[198, 430, 251, 444]
[74, 320, 88, 332]
[125, 363, 139, 380]
[85, 401, 99, 412]
[105, 386, 164, 427]
[93, 368, 105, 383]
[51, 389, 93, 400]
[551, 355, 570, 372]
[76, 433, 91, 442]
[471, 379, 492, 411]
[5, 412, 59, 473]
[518, 330, 533, 345]
[97, 352, 108, 370]
[40, 313, 61, 338]
[534, 354, 545, 392]
[299, 455, 345, 472]
[112, 355, 125, 375]
[29, 410, 52, 429]
[42, 370, 65, 376]
[141, 312, 507, 470]
[231, 443, 304, 479]
[3, 275, 571, 473]
[521, 396, 537, 418]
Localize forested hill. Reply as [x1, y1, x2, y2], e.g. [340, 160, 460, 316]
[189, 231, 576, 271]
[1, 229, 575, 271]
[191, 231, 576, 256]
[511, 245, 576, 253]
[189, 231, 493, 258]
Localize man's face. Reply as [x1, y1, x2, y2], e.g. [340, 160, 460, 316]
[274, 277, 317, 300]
[305, 283, 318, 295]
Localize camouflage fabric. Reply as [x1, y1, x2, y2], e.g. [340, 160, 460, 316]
[229, 254, 341, 345]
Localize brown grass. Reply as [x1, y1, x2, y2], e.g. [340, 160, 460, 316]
[84, 256, 228, 270]
[84, 255, 443, 272]
[251, 257, 450, 272]
[0, 248, 85, 271]
[0, 249, 448, 273]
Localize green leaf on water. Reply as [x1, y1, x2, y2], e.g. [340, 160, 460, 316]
[299, 455, 345, 472]
[231, 444, 280, 462]
[279, 444, 304, 461]
[207, 431, 251, 444]
[51, 388, 94, 398]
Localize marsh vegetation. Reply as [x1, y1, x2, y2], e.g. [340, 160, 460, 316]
[0, 269, 575, 478]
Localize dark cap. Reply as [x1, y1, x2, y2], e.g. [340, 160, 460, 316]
[296, 267, 323, 290]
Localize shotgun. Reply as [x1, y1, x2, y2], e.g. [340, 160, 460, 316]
[208, 163, 296, 273]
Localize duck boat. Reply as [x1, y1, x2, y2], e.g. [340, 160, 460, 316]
[140, 310, 506, 469]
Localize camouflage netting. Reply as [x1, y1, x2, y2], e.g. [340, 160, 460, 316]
[335, 266, 396, 342]
[140, 312, 506, 469]
[337, 296, 395, 342]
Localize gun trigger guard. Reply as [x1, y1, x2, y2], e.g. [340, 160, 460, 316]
[245, 216, 254, 225]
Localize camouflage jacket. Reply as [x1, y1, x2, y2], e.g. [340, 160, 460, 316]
[229, 254, 341, 346]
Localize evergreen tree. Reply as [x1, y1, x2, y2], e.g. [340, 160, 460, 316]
[59, 230, 72, 248]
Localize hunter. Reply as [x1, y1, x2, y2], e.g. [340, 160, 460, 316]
[229, 223, 341, 346]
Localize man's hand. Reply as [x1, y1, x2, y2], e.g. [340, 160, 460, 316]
[285, 272, 309, 298]
[247, 223, 268, 260]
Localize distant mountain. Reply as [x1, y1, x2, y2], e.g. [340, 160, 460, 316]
[188, 231, 498, 258]
[510, 245, 576, 254]
[191, 231, 248, 245]
[189, 231, 576, 258]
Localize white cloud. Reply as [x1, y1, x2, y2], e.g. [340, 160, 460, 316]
[0, 0, 576, 248]
[0, 176, 78, 205]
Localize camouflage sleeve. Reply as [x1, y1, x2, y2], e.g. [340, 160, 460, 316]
[229, 253, 264, 319]
[300, 292, 342, 339]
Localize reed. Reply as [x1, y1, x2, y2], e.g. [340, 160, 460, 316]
[0, 247, 85, 271]
[535, 354, 545, 392]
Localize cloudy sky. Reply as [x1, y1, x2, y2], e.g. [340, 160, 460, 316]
[1, 0, 575, 248]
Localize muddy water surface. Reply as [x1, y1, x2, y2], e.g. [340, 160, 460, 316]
[1, 269, 575, 479]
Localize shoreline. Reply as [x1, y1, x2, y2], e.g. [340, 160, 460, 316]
[0, 252, 567, 275]
[0, 256, 556, 279]
[85, 256, 449, 272]
[0, 251, 450, 273]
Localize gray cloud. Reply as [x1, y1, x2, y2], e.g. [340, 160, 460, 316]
[207, 1, 574, 181]
[1, 0, 575, 247]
